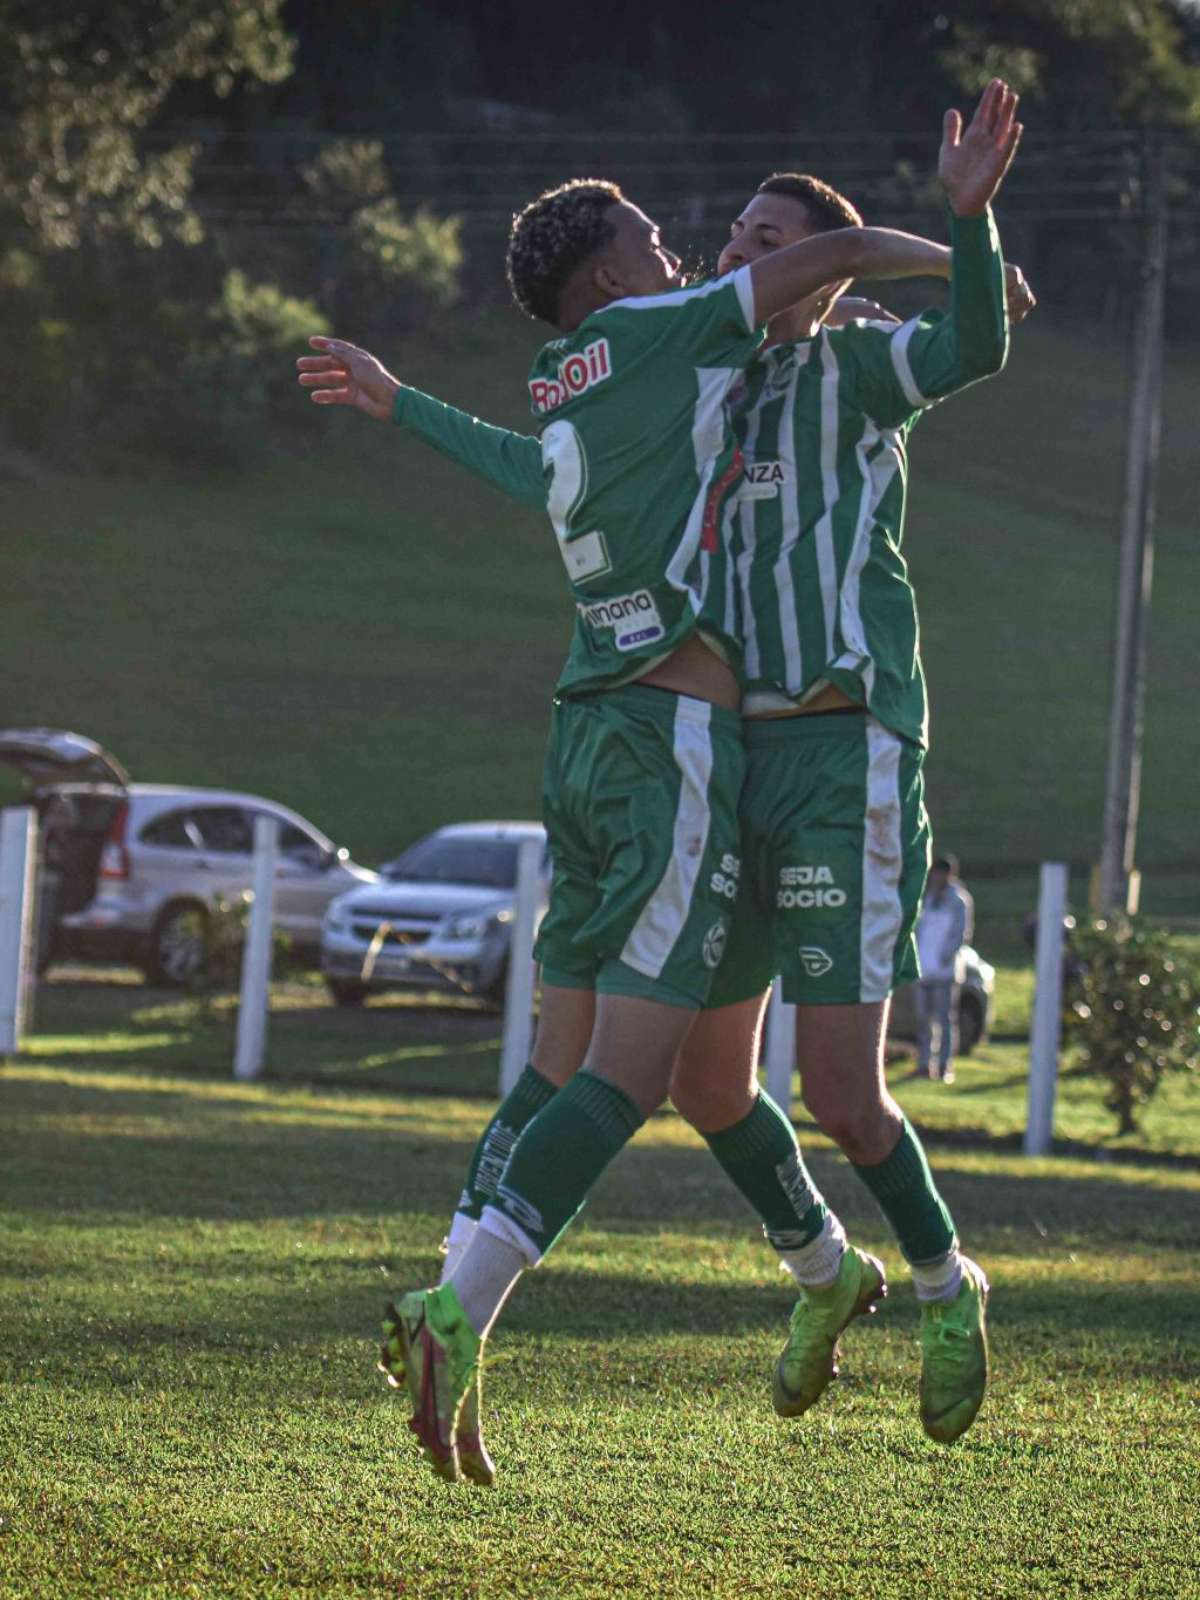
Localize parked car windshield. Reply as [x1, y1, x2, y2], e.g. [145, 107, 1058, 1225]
[384, 835, 521, 888]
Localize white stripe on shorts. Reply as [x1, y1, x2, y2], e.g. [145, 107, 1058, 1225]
[860, 719, 905, 1002]
[620, 697, 714, 982]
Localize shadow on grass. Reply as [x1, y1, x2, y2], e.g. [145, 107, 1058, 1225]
[5, 1075, 1198, 1257]
[30, 974, 1197, 1166]
[8, 1262, 1198, 1383]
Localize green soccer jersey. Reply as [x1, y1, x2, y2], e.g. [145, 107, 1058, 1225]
[721, 210, 1008, 746]
[529, 268, 763, 695]
[394, 269, 763, 698]
[389, 211, 1007, 742]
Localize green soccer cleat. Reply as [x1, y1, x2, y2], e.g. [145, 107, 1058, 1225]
[919, 1256, 990, 1444]
[773, 1246, 887, 1418]
[379, 1285, 481, 1483]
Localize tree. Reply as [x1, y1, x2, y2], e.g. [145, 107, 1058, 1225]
[0, 0, 294, 250]
[934, 0, 1200, 131]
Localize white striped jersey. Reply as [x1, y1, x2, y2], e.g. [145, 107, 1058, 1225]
[723, 211, 1009, 747]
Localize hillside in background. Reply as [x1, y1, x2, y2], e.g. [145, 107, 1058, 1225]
[6, 310, 1197, 950]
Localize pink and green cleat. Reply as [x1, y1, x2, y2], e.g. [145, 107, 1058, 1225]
[773, 1246, 887, 1417]
[379, 1284, 482, 1484]
[456, 1371, 497, 1487]
[919, 1256, 990, 1444]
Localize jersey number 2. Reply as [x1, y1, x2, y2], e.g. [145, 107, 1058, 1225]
[541, 419, 611, 584]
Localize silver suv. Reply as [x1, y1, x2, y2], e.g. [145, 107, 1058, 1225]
[0, 728, 377, 985]
[321, 821, 547, 1007]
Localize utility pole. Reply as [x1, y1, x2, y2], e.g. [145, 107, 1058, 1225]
[1097, 136, 1169, 916]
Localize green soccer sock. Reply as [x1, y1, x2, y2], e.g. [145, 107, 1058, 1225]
[480, 1070, 645, 1260]
[703, 1091, 829, 1251]
[852, 1116, 957, 1265]
[456, 1064, 559, 1223]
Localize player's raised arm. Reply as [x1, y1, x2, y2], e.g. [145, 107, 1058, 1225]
[297, 335, 544, 509]
[747, 78, 1024, 329]
[747, 226, 952, 328]
[831, 79, 1031, 428]
[896, 80, 1030, 397]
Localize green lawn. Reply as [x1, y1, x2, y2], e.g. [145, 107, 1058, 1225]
[22, 962, 1200, 1158]
[5, 311, 1199, 965]
[2, 1011, 1198, 1597]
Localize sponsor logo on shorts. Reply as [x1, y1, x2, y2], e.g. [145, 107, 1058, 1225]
[776, 864, 848, 910]
[578, 588, 665, 652]
[710, 852, 741, 900]
[529, 337, 612, 415]
[798, 946, 834, 978]
[702, 921, 728, 970]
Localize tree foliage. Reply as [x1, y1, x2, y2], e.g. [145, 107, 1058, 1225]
[0, 8, 462, 468]
[937, 0, 1200, 129]
[1064, 920, 1200, 1135]
[0, 0, 294, 249]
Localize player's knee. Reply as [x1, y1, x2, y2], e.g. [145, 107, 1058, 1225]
[670, 1064, 755, 1135]
[803, 1091, 857, 1151]
[803, 1086, 896, 1164]
[530, 1038, 583, 1087]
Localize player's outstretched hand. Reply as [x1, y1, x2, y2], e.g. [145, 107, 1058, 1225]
[296, 336, 400, 422]
[1005, 262, 1036, 325]
[939, 78, 1022, 218]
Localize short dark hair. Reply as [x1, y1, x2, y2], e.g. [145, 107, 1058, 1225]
[932, 854, 959, 876]
[755, 173, 863, 233]
[506, 179, 625, 325]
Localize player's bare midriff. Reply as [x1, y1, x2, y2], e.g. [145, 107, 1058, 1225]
[746, 682, 861, 720]
[637, 633, 741, 711]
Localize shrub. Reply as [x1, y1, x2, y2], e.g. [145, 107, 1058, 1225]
[139, 269, 329, 464]
[1064, 918, 1200, 1135]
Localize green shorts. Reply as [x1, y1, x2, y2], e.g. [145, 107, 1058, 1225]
[535, 683, 745, 1009]
[708, 710, 929, 1008]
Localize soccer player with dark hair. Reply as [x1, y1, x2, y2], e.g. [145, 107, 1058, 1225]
[299, 81, 1025, 1481]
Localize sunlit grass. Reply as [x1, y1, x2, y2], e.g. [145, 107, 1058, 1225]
[4, 964, 1197, 1593]
[2, 1026, 1198, 1595]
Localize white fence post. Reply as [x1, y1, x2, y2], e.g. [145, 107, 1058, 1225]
[0, 807, 37, 1058]
[1024, 861, 1069, 1157]
[233, 814, 279, 1082]
[763, 977, 796, 1115]
[499, 836, 542, 1097]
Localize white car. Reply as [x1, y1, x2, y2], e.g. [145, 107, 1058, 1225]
[0, 728, 378, 984]
[321, 821, 548, 1007]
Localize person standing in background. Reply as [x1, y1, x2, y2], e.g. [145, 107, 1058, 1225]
[915, 855, 974, 1082]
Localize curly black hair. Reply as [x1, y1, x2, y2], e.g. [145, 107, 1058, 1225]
[506, 178, 625, 326]
[755, 173, 863, 232]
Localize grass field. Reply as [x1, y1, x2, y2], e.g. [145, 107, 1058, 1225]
[5, 310, 1199, 961]
[2, 984, 1198, 1598]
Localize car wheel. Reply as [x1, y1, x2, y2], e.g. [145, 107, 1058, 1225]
[146, 902, 208, 987]
[957, 989, 985, 1056]
[327, 978, 369, 1008]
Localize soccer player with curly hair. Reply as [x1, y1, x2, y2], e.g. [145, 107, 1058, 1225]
[298, 81, 1024, 1483]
